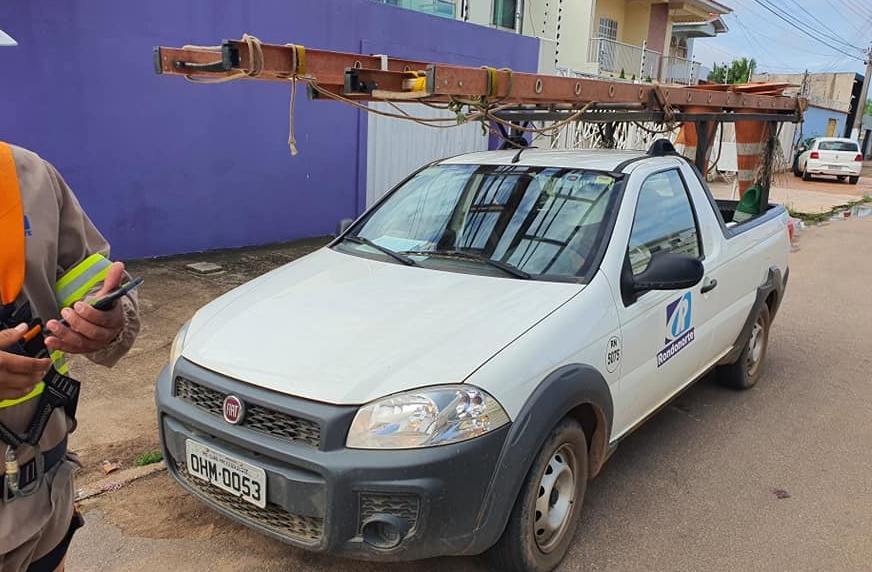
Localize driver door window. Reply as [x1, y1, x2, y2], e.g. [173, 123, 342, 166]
[628, 169, 701, 275]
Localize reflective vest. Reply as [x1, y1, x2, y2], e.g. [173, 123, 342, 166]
[0, 142, 112, 409]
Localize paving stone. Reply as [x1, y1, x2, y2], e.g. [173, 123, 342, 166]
[185, 262, 224, 274]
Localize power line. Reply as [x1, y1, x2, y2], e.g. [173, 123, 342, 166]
[758, 0, 861, 53]
[785, 0, 847, 43]
[719, 10, 861, 74]
[750, 0, 863, 60]
[839, 0, 872, 20]
[731, 15, 791, 72]
[825, 0, 870, 36]
[734, 14, 850, 60]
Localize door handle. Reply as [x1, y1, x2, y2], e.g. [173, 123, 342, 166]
[700, 278, 718, 294]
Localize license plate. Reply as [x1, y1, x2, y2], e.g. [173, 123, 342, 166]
[185, 439, 267, 508]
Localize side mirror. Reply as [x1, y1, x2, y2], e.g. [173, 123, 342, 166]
[633, 252, 703, 292]
[335, 218, 354, 236]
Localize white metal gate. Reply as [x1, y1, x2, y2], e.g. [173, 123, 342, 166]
[365, 102, 489, 207]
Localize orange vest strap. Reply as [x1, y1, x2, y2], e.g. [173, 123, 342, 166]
[0, 142, 26, 306]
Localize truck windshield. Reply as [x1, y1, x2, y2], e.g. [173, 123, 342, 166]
[338, 164, 620, 281]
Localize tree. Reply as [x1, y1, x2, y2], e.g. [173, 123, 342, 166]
[707, 57, 757, 84]
[866, 98, 872, 115]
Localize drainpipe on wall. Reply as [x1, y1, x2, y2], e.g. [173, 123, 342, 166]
[516, 0, 525, 34]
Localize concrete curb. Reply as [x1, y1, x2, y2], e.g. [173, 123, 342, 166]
[76, 461, 167, 501]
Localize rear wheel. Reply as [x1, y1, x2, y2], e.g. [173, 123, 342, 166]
[717, 303, 770, 390]
[837, 175, 847, 182]
[849, 176, 859, 185]
[487, 419, 588, 572]
[801, 167, 811, 181]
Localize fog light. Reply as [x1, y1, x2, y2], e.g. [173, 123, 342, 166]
[361, 515, 410, 550]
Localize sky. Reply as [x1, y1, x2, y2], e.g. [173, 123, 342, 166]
[690, 0, 870, 77]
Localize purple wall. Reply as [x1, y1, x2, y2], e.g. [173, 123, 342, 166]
[1, 1, 539, 259]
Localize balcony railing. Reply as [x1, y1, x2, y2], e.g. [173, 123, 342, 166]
[372, 0, 456, 18]
[588, 37, 661, 81]
[661, 56, 701, 85]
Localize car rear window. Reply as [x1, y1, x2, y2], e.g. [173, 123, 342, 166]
[818, 141, 859, 152]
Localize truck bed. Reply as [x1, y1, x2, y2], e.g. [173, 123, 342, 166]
[715, 199, 786, 233]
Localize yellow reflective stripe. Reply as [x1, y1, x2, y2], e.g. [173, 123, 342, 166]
[0, 381, 45, 409]
[0, 353, 69, 409]
[54, 253, 112, 308]
[51, 350, 69, 375]
[0, 352, 68, 408]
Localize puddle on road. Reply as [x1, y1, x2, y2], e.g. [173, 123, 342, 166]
[850, 204, 872, 218]
[830, 204, 872, 221]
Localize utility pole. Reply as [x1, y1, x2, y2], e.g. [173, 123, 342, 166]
[851, 43, 872, 139]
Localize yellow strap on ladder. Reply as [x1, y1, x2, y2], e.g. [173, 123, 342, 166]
[0, 142, 25, 306]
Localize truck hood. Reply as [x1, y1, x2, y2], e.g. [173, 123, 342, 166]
[181, 248, 583, 405]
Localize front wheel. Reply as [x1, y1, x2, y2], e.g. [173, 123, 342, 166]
[487, 419, 588, 572]
[717, 303, 770, 390]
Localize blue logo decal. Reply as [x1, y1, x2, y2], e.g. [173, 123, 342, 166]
[657, 292, 694, 367]
[23, 215, 32, 237]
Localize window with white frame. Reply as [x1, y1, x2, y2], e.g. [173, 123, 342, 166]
[598, 17, 618, 41]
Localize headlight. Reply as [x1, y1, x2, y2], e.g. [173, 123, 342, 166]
[346, 385, 510, 449]
[168, 320, 191, 367]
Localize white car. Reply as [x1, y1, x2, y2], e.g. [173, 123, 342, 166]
[156, 140, 790, 572]
[796, 136, 862, 184]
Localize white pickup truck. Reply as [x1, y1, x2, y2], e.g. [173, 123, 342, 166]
[156, 140, 790, 572]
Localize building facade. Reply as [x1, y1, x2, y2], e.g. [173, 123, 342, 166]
[1, 0, 538, 259]
[376, 0, 731, 84]
[752, 71, 864, 140]
[3, 0, 738, 259]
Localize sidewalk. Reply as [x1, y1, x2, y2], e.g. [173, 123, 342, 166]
[708, 163, 872, 214]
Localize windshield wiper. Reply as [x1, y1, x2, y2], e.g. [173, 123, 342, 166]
[401, 250, 531, 279]
[340, 236, 417, 266]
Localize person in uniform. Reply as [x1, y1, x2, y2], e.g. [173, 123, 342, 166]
[0, 142, 141, 571]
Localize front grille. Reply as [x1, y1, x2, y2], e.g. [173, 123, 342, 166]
[175, 459, 323, 544]
[359, 492, 420, 532]
[175, 377, 321, 447]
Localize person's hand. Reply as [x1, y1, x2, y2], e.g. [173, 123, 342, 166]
[45, 262, 127, 354]
[0, 323, 52, 401]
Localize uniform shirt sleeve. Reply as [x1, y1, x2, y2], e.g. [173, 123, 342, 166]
[47, 160, 141, 367]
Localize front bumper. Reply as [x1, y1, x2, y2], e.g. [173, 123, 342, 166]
[156, 358, 511, 560]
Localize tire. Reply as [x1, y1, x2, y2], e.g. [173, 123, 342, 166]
[849, 176, 859, 185]
[487, 419, 588, 572]
[801, 167, 811, 181]
[717, 303, 771, 390]
[792, 160, 801, 177]
[837, 175, 846, 182]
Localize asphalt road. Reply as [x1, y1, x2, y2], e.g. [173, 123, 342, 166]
[67, 216, 872, 572]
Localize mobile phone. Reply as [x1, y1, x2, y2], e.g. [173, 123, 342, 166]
[54, 277, 144, 329]
[89, 277, 144, 311]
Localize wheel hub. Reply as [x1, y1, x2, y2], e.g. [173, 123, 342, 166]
[746, 318, 765, 375]
[533, 445, 576, 553]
